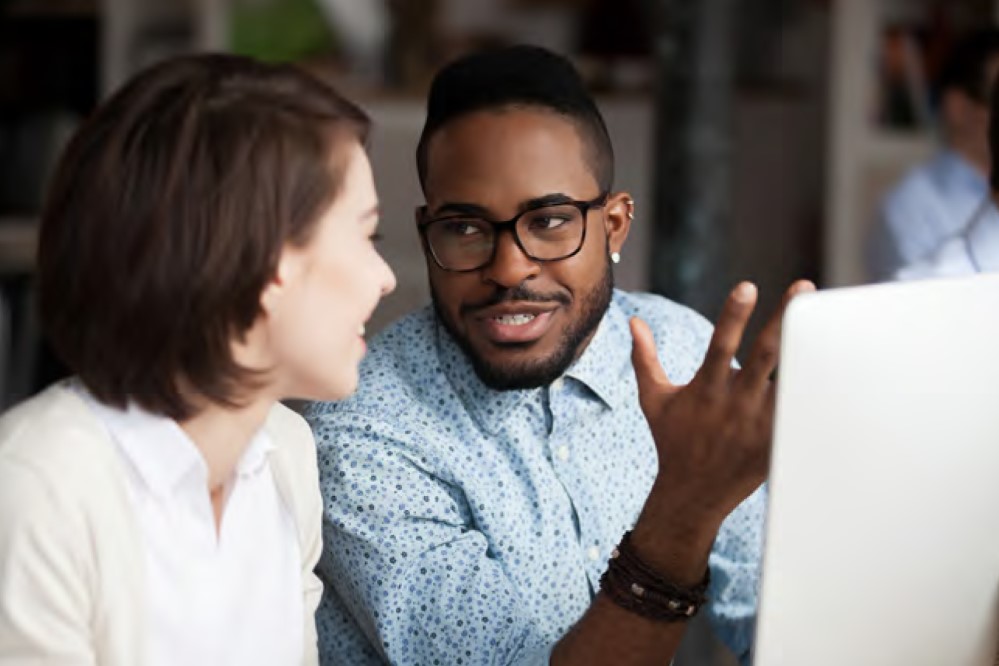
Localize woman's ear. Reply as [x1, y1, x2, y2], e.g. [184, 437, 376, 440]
[604, 191, 634, 257]
[260, 246, 305, 316]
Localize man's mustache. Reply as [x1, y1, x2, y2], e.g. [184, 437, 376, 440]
[461, 285, 571, 314]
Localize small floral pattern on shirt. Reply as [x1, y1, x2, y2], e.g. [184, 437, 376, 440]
[304, 290, 765, 666]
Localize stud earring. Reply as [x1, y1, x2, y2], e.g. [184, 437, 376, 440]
[624, 198, 635, 220]
[611, 252, 621, 264]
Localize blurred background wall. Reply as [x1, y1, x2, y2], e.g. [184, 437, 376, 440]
[1, 0, 996, 660]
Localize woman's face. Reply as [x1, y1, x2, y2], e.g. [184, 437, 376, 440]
[263, 141, 396, 401]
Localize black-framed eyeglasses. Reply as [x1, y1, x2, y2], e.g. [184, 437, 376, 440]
[416, 193, 609, 272]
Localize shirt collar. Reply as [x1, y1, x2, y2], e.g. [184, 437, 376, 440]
[966, 199, 999, 273]
[562, 296, 632, 410]
[435, 292, 633, 433]
[236, 428, 276, 478]
[79, 385, 275, 499]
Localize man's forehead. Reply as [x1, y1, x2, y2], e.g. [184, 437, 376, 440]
[422, 108, 599, 206]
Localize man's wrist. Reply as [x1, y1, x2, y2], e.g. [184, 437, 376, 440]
[629, 492, 721, 586]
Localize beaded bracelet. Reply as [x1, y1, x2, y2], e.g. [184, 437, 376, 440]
[598, 530, 710, 622]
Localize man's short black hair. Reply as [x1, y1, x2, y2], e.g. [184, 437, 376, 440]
[939, 28, 999, 104]
[416, 45, 614, 193]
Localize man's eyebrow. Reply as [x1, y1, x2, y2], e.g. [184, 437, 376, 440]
[430, 193, 576, 218]
[430, 201, 491, 217]
[522, 193, 575, 209]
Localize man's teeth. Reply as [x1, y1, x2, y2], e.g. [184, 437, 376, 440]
[494, 314, 537, 326]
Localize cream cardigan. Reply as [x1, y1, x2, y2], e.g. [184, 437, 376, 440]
[0, 383, 323, 665]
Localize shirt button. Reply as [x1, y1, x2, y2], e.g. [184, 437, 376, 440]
[555, 445, 570, 461]
[587, 546, 600, 561]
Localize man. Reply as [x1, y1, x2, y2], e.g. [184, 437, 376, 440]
[306, 46, 810, 665]
[869, 29, 999, 281]
[895, 56, 999, 282]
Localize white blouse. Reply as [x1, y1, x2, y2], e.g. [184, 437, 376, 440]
[81, 389, 304, 666]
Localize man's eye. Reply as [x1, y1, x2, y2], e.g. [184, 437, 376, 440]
[528, 215, 571, 230]
[442, 221, 485, 236]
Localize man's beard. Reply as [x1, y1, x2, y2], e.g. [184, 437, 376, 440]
[431, 259, 614, 391]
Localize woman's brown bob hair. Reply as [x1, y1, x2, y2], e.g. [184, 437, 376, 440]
[38, 54, 370, 420]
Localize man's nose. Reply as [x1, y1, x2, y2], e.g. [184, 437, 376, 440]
[480, 230, 540, 288]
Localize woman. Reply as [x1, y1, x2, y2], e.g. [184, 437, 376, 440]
[0, 54, 395, 664]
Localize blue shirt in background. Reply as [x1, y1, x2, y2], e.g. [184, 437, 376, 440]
[869, 150, 989, 281]
[896, 198, 999, 280]
[304, 290, 765, 666]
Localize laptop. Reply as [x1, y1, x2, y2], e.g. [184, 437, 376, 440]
[753, 273, 999, 666]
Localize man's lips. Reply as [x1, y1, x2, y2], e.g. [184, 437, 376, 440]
[473, 301, 558, 319]
[471, 302, 560, 344]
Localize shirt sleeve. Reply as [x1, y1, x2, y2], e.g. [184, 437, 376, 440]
[704, 485, 767, 666]
[309, 405, 556, 666]
[0, 459, 94, 665]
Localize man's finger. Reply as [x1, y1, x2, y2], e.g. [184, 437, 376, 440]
[740, 280, 816, 391]
[630, 317, 675, 411]
[700, 282, 757, 390]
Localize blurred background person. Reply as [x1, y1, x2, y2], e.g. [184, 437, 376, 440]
[0, 54, 395, 664]
[896, 74, 999, 281]
[868, 28, 999, 281]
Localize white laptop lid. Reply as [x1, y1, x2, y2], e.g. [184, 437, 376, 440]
[753, 273, 999, 666]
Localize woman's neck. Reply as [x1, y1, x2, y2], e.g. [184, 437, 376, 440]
[179, 394, 275, 495]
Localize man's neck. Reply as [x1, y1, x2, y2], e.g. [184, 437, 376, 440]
[949, 137, 990, 179]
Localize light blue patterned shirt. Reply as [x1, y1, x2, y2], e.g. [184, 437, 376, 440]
[304, 290, 765, 665]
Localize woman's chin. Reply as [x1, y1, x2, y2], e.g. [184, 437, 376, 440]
[280, 367, 359, 405]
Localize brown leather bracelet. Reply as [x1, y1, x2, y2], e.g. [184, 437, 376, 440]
[598, 530, 710, 622]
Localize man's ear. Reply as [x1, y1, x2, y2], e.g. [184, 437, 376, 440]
[604, 191, 634, 257]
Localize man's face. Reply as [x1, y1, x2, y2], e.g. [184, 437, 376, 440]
[420, 107, 632, 389]
[946, 54, 999, 157]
